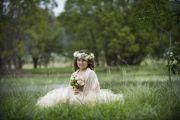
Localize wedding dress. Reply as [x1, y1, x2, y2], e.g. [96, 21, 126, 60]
[37, 68, 124, 107]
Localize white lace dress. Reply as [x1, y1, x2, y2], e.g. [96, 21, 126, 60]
[37, 68, 124, 107]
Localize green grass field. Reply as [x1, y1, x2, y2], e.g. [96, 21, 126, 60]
[0, 64, 179, 120]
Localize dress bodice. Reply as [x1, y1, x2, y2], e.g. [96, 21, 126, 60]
[70, 68, 100, 95]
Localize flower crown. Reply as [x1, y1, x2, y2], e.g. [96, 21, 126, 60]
[73, 51, 95, 60]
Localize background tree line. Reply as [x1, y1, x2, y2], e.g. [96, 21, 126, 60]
[0, 0, 179, 73]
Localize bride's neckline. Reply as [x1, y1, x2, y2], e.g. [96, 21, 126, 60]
[76, 68, 90, 75]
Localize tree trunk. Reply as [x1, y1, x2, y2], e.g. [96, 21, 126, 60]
[0, 56, 4, 74]
[0, 0, 4, 19]
[33, 57, 38, 69]
[7, 57, 12, 71]
[105, 52, 118, 66]
[17, 57, 23, 69]
[95, 53, 99, 66]
[0, 57, 2, 70]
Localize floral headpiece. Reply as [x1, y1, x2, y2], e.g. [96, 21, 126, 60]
[73, 51, 95, 60]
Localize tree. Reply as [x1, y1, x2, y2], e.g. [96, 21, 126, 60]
[133, 0, 178, 57]
[58, 0, 153, 66]
[0, 0, 58, 72]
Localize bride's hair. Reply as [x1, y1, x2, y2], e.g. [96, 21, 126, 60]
[74, 49, 95, 71]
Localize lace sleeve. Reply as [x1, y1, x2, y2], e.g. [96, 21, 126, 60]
[83, 70, 100, 94]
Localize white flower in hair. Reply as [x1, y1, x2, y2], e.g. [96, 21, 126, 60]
[90, 53, 94, 59]
[73, 51, 79, 57]
[85, 56, 89, 60]
[77, 54, 81, 58]
[81, 53, 86, 58]
[73, 51, 95, 60]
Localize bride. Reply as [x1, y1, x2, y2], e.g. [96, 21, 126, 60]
[37, 50, 124, 107]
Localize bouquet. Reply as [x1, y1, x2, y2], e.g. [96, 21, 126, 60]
[70, 73, 85, 91]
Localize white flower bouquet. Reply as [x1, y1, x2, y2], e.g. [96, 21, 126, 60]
[70, 73, 85, 91]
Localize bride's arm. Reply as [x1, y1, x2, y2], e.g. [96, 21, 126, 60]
[83, 70, 100, 93]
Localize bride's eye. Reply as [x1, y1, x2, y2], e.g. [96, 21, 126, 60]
[82, 59, 86, 62]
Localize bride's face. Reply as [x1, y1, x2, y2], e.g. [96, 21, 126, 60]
[77, 58, 88, 70]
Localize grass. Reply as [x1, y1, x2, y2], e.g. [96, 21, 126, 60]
[0, 64, 180, 120]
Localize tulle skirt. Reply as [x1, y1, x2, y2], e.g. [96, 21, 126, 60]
[37, 87, 124, 107]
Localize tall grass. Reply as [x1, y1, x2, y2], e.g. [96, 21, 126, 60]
[0, 65, 179, 120]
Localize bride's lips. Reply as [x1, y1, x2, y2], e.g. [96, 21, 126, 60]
[78, 64, 84, 67]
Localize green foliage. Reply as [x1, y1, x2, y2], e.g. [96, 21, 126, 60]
[16, 41, 25, 58]
[0, 0, 61, 70]
[133, 0, 179, 57]
[58, 0, 178, 65]
[167, 51, 180, 75]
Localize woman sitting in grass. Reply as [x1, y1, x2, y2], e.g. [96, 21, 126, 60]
[37, 50, 124, 107]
